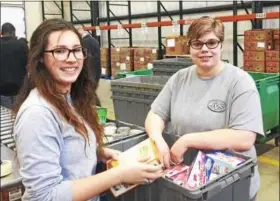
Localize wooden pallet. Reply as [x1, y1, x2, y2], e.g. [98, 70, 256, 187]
[164, 54, 191, 58]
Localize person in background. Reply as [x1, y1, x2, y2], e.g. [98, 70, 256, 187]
[145, 16, 262, 201]
[0, 22, 28, 109]
[13, 18, 162, 201]
[78, 27, 101, 105]
[18, 37, 28, 45]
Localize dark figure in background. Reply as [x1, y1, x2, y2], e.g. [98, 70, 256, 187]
[18, 37, 28, 45]
[78, 28, 101, 106]
[0, 23, 28, 109]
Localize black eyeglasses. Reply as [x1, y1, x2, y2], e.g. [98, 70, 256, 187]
[189, 39, 221, 50]
[44, 47, 87, 61]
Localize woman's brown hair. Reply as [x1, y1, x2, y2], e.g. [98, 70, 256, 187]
[187, 16, 224, 43]
[12, 18, 104, 154]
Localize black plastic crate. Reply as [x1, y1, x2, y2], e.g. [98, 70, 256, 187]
[152, 58, 193, 77]
[111, 76, 169, 126]
[102, 133, 256, 201]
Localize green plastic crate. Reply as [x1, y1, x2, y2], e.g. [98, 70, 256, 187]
[248, 72, 280, 133]
[97, 107, 107, 124]
[117, 69, 153, 79]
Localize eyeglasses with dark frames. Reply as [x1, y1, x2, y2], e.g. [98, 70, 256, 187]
[189, 39, 221, 50]
[44, 47, 87, 61]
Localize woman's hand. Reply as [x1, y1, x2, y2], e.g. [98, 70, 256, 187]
[99, 148, 122, 162]
[170, 135, 188, 164]
[153, 136, 171, 168]
[116, 157, 164, 184]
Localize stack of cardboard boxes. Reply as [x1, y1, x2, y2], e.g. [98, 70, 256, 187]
[134, 48, 158, 70]
[243, 29, 279, 73]
[265, 29, 279, 73]
[165, 36, 189, 56]
[111, 48, 134, 78]
[100, 48, 109, 76]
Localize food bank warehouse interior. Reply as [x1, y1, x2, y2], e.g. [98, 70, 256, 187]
[0, 1, 279, 201]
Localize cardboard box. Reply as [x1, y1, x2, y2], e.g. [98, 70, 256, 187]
[265, 50, 280, 62]
[244, 61, 265, 72]
[134, 48, 158, 70]
[244, 40, 273, 51]
[243, 51, 265, 61]
[266, 61, 279, 73]
[166, 36, 189, 56]
[111, 48, 134, 78]
[274, 40, 280, 51]
[100, 48, 109, 76]
[244, 29, 273, 41]
[273, 29, 280, 40]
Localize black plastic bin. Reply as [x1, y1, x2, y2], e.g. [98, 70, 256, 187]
[111, 76, 169, 126]
[152, 58, 193, 77]
[102, 133, 256, 201]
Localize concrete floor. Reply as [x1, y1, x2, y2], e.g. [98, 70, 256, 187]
[97, 79, 280, 201]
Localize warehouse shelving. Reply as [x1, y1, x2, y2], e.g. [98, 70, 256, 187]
[74, 1, 280, 77]
[41, 1, 64, 20]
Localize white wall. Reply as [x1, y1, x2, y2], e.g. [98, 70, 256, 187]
[25, 2, 42, 40]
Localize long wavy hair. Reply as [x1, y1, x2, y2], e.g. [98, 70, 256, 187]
[12, 18, 104, 154]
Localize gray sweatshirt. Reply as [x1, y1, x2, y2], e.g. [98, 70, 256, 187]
[13, 88, 99, 201]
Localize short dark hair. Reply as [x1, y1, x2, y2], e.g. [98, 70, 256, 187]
[1, 22, 16, 35]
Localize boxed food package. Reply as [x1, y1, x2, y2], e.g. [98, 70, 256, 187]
[106, 138, 160, 197]
[206, 151, 245, 175]
[186, 151, 215, 189]
[244, 29, 273, 41]
[134, 48, 158, 70]
[165, 36, 189, 56]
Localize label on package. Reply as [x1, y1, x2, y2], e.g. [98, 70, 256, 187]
[257, 42, 265, 48]
[120, 63, 126, 70]
[126, 56, 130, 61]
[152, 49, 157, 54]
[101, 68, 106, 75]
[167, 39, 175, 47]
[116, 48, 120, 52]
[140, 57, 145, 62]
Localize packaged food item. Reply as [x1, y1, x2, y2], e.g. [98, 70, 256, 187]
[170, 168, 190, 187]
[106, 138, 161, 197]
[186, 151, 214, 189]
[206, 151, 245, 175]
[163, 164, 189, 178]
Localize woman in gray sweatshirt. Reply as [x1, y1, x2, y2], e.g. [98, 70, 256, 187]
[12, 19, 163, 201]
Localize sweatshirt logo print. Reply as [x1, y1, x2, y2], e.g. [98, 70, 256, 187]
[207, 100, 226, 113]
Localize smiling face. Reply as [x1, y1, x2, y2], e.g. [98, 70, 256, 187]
[43, 30, 85, 92]
[189, 31, 222, 70]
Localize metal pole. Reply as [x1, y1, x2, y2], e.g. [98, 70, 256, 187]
[252, 1, 263, 29]
[106, 1, 112, 77]
[41, 1, 45, 21]
[61, 1, 64, 19]
[179, 0, 183, 35]
[157, 1, 163, 59]
[69, 1, 73, 23]
[233, 1, 238, 66]
[128, 1, 132, 47]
